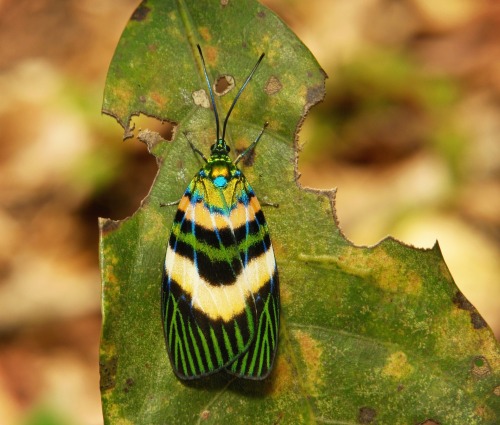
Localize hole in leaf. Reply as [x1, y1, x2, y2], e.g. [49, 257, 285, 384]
[215, 74, 235, 96]
[161, 121, 175, 142]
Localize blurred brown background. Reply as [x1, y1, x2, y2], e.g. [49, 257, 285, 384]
[0, 0, 499, 424]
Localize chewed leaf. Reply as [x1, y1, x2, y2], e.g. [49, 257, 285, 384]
[99, 0, 500, 424]
[102, 0, 323, 144]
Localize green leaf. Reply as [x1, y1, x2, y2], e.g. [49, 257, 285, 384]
[99, 1, 500, 424]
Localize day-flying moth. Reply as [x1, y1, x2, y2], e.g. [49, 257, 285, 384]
[161, 45, 280, 380]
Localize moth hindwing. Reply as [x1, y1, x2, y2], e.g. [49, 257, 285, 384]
[161, 46, 279, 380]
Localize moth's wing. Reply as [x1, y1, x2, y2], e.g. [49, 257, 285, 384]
[161, 178, 257, 379]
[225, 180, 280, 380]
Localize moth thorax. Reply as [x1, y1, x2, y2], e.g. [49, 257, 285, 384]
[210, 164, 230, 188]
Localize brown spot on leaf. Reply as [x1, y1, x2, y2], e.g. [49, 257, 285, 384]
[493, 385, 500, 396]
[470, 312, 488, 329]
[417, 420, 440, 425]
[453, 291, 474, 310]
[99, 355, 118, 391]
[257, 10, 266, 18]
[235, 143, 256, 166]
[123, 377, 134, 393]
[99, 218, 121, 235]
[220, 0, 229, 6]
[200, 410, 210, 420]
[131, 2, 150, 21]
[306, 84, 324, 106]
[265, 75, 282, 95]
[358, 406, 377, 424]
[453, 291, 488, 329]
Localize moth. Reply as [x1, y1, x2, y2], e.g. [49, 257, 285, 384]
[161, 45, 279, 380]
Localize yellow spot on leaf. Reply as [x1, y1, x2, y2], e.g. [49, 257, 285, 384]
[150, 91, 168, 108]
[264, 354, 293, 396]
[382, 351, 413, 380]
[475, 404, 496, 421]
[199, 27, 212, 42]
[294, 330, 322, 396]
[206, 46, 218, 64]
[333, 245, 423, 295]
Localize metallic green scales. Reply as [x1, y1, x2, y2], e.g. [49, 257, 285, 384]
[161, 46, 280, 380]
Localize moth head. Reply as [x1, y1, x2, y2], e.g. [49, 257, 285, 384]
[210, 139, 231, 156]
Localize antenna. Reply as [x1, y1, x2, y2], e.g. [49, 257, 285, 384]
[221, 52, 265, 142]
[197, 44, 220, 141]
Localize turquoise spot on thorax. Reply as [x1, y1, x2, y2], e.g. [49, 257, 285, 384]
[213, 176, 228, 188]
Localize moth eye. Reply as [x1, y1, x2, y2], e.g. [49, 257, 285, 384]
[226, 145, 231, 153]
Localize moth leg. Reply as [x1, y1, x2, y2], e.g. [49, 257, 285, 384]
[160, 199, 182, 207]
[234, 121, 269, 165]
[261, 200, 279, 208]
[183, 132, 208, 163]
